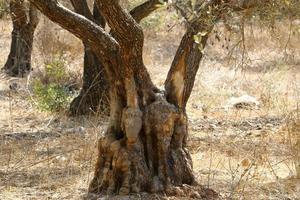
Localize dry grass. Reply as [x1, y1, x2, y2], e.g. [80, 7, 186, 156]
[0, 13, 300, 200]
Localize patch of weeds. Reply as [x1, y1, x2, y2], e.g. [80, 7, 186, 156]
[32, 81, 72, 112]
[32, 54, 77, 112]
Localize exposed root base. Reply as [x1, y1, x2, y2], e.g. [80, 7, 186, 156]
[89, 97, 198, 196]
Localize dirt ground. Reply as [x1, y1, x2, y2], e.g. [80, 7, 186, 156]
[1, 15, 300, 200]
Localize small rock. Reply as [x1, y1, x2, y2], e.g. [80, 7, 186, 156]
[225, 95, 260, 110]
[65, 126, 86, 134]
[209, 124, 217, 131]
[56, 155, 67, 161]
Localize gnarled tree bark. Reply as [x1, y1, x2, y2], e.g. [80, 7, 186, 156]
[2, 1, 39, 77]
[69, 0, 167, 116]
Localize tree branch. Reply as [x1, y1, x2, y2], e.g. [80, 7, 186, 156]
[29, 0, 118, 57]
[165, 24, 212, 110]
[130, 0, 168, 23]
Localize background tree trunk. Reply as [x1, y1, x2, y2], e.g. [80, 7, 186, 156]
[2, 1, 39, 77]
[69, 44, 109, 115]
[69, 1, 109, 116]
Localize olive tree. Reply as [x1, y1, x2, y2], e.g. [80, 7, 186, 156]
[28, 0, 285, 197]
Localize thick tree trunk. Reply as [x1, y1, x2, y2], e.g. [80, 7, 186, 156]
[89, 97, 196, 195]
[88, 0, 197, 196]
[87, 1, 221, 196]
[69, 1, 109, 115]
[2, 1, 39, 77]
[87, 31, 212, 198]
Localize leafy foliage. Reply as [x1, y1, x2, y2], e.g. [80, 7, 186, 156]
[32, 82, 72, 112]
[32, 54, 75, 112]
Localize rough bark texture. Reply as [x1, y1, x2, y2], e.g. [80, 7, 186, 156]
[29, 0, 256, 198]
[69, 1, 109, 116]
[2, 1, 39, 77]
[88, 0, 195, 195]
[69, 0, 165, 116]
[165, 29, 209, 111]
[29, 0, 206, 197]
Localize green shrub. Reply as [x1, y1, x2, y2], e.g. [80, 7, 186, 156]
[32, 81, 72, 112]
[32, 54, 76, 112]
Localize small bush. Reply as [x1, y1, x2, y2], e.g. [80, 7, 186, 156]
[32, 81, 72, 112]
[32, 54, 77, 112]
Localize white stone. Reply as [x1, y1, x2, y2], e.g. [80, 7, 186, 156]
[225, 94, 260, 110]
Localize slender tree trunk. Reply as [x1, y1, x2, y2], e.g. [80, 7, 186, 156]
[2, 1, 39, 77]
[69, 1, 109, 115]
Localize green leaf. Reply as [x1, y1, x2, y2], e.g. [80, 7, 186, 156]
[193, 34, 202, 44]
